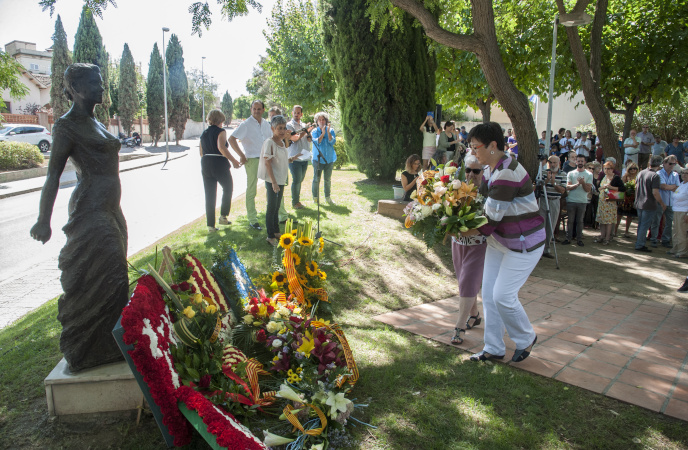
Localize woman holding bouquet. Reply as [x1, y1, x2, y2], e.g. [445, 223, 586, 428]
[449, 154, 487, 345]
[463, 122, 545, 363]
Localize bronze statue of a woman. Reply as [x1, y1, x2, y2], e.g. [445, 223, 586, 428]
[30, 63, 128, 372]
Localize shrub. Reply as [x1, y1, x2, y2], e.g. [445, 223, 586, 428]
[0, 141, 45, 170]
[334, 137, 350, 169]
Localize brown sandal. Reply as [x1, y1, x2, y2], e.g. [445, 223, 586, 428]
[450, 328, 465, 345]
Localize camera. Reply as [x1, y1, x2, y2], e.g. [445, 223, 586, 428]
[537, 154, 547, 161]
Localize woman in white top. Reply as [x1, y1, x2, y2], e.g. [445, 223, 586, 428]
[558, 130, 575, 165]
[259, 115, 293, 246]
[670, 168, 688, 258]
[420, 112, 441, 169]
[623, 129, 640, 165]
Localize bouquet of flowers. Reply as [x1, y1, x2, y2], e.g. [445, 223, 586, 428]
[624, 179, 636, 195]
[404, 160, 488, 248]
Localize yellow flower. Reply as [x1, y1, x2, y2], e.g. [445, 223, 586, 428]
[183, 306, 195, 319]
[306, 261, 318, 277]
[297, 330, 315, 356]
[291, 229, 298, 235]
[279, 233, 295, 249]
[282, 253, 301, 268]
[272, 271, 287, 286]
[205, 305, 217, 314]
[297, 274, 307, 285]
[243, 314, 254, 324]
[318, 237, 324, 253]
[298, 236, 314, 247]
[311, 317, 331, 328]
[193, 293, 203, 304]
[318, 270, 327, 280]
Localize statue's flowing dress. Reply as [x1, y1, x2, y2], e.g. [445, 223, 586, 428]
[53, 117, 128, 372]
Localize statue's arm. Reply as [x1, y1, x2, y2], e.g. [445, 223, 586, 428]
[30, 127, 72, 243]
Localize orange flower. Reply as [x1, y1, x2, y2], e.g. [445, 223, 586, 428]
[405, 216, 415, 228]
[454, 181, 477, 202]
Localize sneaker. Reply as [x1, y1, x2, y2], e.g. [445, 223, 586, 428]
[541, 253, 554, 259]
[218, 216, 231, 225]
[293, 202, 305, 209]
[577, 240, 584, 247]
[678, 278, 688, 293]
[326, 197, 336, 205]
[562, 239, 571, 245]
[250, 222, 262, 231]
[207, 226, 218, 233]
[635, 246, 652, 252]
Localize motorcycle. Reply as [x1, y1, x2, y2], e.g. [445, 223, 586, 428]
[118, 132, 142, 148]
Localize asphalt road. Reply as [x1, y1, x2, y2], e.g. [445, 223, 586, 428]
[0, 146, 248, 284]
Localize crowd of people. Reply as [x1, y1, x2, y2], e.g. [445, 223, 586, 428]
[198, 100, 338, 246]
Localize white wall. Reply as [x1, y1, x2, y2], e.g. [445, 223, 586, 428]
[1, 73, 44, 113]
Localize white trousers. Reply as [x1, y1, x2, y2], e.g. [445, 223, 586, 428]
[481, 238, 542, 355]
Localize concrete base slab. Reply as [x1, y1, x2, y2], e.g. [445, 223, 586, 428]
[377, 199, 409, 221]
[45, 358, 143, 417]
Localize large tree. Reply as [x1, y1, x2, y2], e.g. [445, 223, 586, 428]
[0, 51, 29, 114]
[221, 91, 233, 125]
[263, 0, 336, 113]
[321, 0, 436, 180]
[166, 34, 189, 145]
[73, 6, 111, 125]
[187, 68, 218, 122]
[233, 95, 252, 119]
[50, 15, 72, 119]
[118, 44, 138, 135]
[146, 43, 165, 146]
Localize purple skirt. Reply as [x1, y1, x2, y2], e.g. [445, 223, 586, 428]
[451, 238, 488, 297]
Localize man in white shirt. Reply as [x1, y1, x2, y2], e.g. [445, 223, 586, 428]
[229, 100, 272, 230]
[574, 131, 592, 161]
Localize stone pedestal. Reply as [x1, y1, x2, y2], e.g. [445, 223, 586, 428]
[377, 199, 409, 221]
[44, 358, 143, 417]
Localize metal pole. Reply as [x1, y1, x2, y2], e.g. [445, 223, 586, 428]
[544, 14, 558, 162]
[201, 56, 206, 131]
[162, 27, 170, 168]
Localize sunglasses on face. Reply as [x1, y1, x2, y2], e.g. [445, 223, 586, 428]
[629, 168, 638, 171]
[466, 168, 483, 174]
[667, 163, 677, 166]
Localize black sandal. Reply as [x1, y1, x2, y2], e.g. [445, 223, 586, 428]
[511, 335, 537, 362]
[450, 328, 465, 345]
[469, 351, 505, 362]
[466, 313, 482, 330]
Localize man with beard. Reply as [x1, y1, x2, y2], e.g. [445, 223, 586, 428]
[563, 154, 592, 247]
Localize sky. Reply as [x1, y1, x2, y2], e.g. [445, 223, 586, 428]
[0, 0, 278, 99]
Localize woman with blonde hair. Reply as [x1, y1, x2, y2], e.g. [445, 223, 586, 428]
[401, 154, 421, 201]
[199, 109, 242, 232]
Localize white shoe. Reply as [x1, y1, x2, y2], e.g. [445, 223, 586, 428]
[218, 216, 231, 225]
[207, 226, 218, 233]
[326, 197, 336, 205]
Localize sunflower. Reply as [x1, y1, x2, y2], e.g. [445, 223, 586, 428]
[283, 253, 302, 268]
[297, 274, 308, 285]
[318, 237, 324, 253]
[291, 229, 298, 235]
[318, 270, 327, 280]
[271, 271, 287, 286]
[298, 236, 314, 247]
[305, 260, 319, 277]
[279, 233, 295, 249]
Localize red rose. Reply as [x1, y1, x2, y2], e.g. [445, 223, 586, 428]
[250, 305, 259, 314]
[179, 281, 191, 292]
[256, 329, 267, 342]
[199, 374, 211, 389]
[267, 305, 275, 314]
[440, 175, 450, 183]
[421, 179, 428, 186]
[448, 161, 458, 167]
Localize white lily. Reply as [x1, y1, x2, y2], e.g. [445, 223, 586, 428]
[325, 391, 352, 419]
[263, 430, 295, 446]
[276, 383, 304, 403]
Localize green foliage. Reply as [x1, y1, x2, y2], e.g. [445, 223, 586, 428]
[233, 95, 252, 119]
[73, 6, 111, 125]
[263, 0, 336, 113]
[188, 68, 218, 123]
[118, 44, 138, 134]
[245, 56, 279, 111]
[166, 34, 189, 144]
[333, 137, 349, 169]
[0, 51, 29, 115]
[108, 59, 118, 116]
[0, 141, 45, 170]
[609, 95, 688, 142]
[188, 0, 262, 36]
[321, 0, 436, 180]
[50, 15, 72, 119]
[146, 43, 166, 146]
[221, 91, 233, 125]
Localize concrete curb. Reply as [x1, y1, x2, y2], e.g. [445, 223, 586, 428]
[0, 153, 188, 200]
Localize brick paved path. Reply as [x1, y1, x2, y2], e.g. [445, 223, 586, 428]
[374, 276, 688, 422]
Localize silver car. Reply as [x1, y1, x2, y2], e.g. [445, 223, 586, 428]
[0, 123, 53, 152]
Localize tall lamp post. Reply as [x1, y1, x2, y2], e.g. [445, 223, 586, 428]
[544, 12, 593, 159]
[162, 27, 170, 168]
[201, 56, 206, 131]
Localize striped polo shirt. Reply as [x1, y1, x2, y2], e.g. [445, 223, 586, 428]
[536, 170, 566, 198]
[478, 155, 545, 253]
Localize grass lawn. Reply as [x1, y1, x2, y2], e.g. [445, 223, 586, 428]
[1, 165, 687, 449]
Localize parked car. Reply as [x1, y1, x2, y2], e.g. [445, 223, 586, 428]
[0, 124, 52, 152]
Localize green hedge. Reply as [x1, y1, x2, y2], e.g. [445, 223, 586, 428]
[334, 137, 350, 169]
[0, 141, 45, 171]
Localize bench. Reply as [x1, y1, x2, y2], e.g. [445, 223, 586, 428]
[377, 199, 410, 221]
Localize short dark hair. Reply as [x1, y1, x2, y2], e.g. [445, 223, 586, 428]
[251, 99, 265, 109]
[467, 122, 504, 152]
[444, 121, 455, 130]
[576, 154, 587, 160]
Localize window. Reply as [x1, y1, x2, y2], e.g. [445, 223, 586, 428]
[30, 63, 39, 71]
[26, 127, 42, 134]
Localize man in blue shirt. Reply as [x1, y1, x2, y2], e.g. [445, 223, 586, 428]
[651, 155, 681, 247]
[311, 112, 337, 205]
[665, 136, 685, 166]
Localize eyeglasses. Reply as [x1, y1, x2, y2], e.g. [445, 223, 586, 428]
[466, 168, 483, 174]
[629, 168, 638, 171]
[667, 163, 677, 166]
[470, 143, 485, 151]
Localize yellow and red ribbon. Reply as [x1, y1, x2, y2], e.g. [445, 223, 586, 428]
[225, 358, 275, 410]
[283, 403, 328, 436]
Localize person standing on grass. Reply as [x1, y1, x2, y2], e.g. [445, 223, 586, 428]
[199, 109, 242, 233]
[460, 122, 544, 363]
[563, 154, 592, 247]
[286, 105, 312, 210]
[448, 154, 487, 346]
[311, 112, 337, 205]
[259, 115, 290, 247]
[229, 100, 272, 231]
[634, 155, 666, 253]
[420, 112, 441, 169]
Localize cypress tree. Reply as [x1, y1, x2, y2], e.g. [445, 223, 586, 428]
[73, 7, 111, 125]
[221, 91, 233, 125]
[146, 43, 165, 146]
[50, 15, 72, 119]
[165, 34, 189, 145]
[118, 44, 137, 135]
[321, 0, 435, 180]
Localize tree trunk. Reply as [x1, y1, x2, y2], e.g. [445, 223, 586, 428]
[555, 0, 621, 162]
[389, 0, 540, 176]
[476, 96, 493, 123]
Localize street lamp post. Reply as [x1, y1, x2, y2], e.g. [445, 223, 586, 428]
[201, 56, 206, 131]
[162, 27, 170, 168]
[544, 12, 593, 161]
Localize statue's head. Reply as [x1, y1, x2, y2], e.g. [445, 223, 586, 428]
[64, 63, 103, 105]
